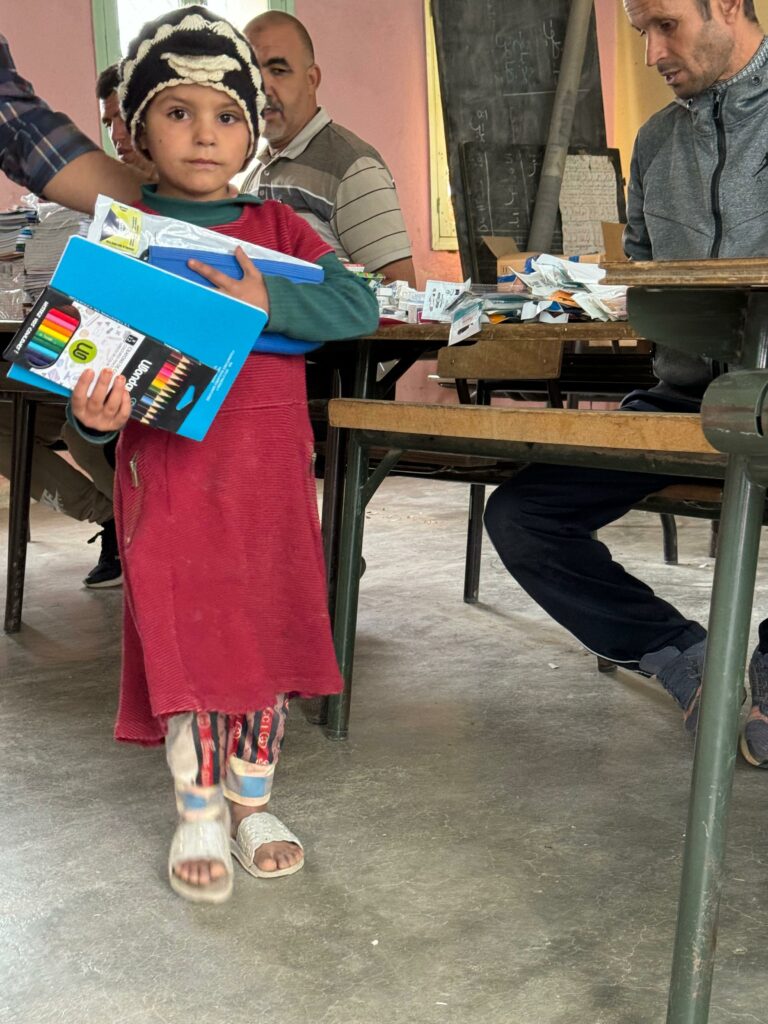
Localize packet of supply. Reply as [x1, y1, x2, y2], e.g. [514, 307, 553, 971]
[88, 194, 320, 275]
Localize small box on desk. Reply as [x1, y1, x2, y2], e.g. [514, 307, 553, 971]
[3, 237, 268, 441]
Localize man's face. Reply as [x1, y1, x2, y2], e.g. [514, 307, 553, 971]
[100, 91, 155, 177]
[246, 22, 320, 150]
[624, 0, 737, 98]
[100, 92, 136, 162]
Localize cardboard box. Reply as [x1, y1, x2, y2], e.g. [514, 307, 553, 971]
[601, 221, 628, 262]
[482, 235, 603, 280]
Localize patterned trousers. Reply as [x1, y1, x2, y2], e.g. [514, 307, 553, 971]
[165, 697, 288, 818]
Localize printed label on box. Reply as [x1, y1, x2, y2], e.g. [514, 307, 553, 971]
[4, 288, 216, 435]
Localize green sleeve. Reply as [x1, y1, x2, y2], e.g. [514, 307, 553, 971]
[65, 403, 117, 445]
[263, 252, 380, 341]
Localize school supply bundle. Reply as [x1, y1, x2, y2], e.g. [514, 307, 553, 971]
[3, 236, 268, 441]
[88, 195, 322, 278]
[88, 195, 324, 353]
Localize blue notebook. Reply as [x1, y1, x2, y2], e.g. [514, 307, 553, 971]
[145, 245, 324, 354]
[5, 236, 268, 441]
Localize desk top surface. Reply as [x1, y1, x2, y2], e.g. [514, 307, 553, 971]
[603, 258, 768, 287]
[365, 320, 638, 343]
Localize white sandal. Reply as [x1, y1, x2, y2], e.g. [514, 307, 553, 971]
[168, 805, 234, 904]
[230, 811, 304, 879]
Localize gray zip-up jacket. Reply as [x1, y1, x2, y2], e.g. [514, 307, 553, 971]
[624, 36, 768, 396]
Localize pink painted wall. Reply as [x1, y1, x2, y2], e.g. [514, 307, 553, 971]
[295, 0, 461, 289]
[0, 0, 100, 209]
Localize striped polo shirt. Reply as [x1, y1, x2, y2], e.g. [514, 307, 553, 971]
[241, 107, 411, 274]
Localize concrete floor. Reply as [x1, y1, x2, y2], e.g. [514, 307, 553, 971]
[2, 477, 768, 1024]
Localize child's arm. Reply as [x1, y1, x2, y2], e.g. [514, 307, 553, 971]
[189, 247, 380, 342]
[265, 253, 380, 341]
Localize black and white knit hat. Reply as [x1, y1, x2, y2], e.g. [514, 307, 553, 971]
[118, 5, 265, 161]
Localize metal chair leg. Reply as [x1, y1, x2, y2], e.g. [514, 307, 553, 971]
[708, 519, 720, 559]
[661, 512, 679, 565]
[464, 484, 485, 603]
[596, 656, 617, 674]
[461, 381, 490, 603]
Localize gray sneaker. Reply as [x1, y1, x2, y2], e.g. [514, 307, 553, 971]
[739, 649, 768, 767]
[640, 640, 707, 733]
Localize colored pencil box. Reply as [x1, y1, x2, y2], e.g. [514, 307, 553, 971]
[3, 236, 268, 441]
[4, 287, 218, 435]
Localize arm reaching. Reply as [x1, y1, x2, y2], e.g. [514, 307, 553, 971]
[0, 35, 142, 212]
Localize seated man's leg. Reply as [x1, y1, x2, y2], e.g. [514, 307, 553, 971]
[60, 421, 114, 503]
[484, 461, 707, 718]
[58, 423, 120, 588]
[0, 404, 120, 587]
[0, 404, 112, 524]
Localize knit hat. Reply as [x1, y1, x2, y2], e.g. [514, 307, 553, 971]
[118, 5, 264, 162]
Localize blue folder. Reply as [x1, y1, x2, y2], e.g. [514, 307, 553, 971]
[9, 236, 268, 441]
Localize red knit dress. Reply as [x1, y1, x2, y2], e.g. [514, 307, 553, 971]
[114, 201, 343, 745]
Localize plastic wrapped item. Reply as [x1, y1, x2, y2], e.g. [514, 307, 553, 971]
[88, 194, 319, 275]
[0, 258, 24, 321]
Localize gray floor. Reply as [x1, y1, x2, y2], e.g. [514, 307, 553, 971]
[2, 478, 768, 1024]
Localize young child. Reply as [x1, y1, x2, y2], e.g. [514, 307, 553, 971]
[71, 6, 379, 904]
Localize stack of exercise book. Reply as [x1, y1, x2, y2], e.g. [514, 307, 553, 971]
[23, 204, 90, 302]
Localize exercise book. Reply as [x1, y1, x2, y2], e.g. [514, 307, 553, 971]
[3, 236, 268, 441]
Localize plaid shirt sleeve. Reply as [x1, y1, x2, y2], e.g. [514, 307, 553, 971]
[0, 34, 98, 196]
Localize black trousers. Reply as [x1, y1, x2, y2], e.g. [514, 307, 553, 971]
[483, 391, 708, 666]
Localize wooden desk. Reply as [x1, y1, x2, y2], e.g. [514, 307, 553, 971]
[318, 321, 651, 620]
[0, 320, 648, 633]
[327, 262, 768, 1024]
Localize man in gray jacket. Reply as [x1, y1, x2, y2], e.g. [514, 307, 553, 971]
[484, 0, 768, 764]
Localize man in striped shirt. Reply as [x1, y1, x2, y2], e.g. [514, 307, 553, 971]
[242, 12, 416, 286]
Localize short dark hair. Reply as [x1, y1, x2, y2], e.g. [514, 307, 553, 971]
[695, 0, 758, 21]
[96, 63, 120, 101]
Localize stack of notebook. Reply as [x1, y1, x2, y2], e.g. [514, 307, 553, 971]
[23, 204, 90, 301]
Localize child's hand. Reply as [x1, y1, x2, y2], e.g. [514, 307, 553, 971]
[188, 247, 270, 316]
[71, 368, 132, 433]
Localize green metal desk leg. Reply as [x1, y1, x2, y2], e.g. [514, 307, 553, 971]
[325, 341, 376, 739]
[667, 453, 765, 1024]
[326, 427, 368, 739]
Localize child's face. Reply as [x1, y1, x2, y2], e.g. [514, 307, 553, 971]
[140, 84, 250, 202]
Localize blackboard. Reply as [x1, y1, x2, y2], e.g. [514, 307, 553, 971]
[431, 0, 608, 279]
[460, 144, 625, 282]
